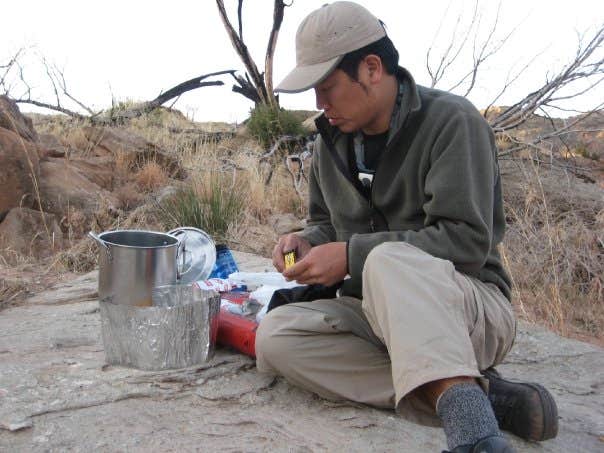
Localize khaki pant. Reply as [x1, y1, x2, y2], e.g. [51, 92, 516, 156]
[256, 242, 516, 425]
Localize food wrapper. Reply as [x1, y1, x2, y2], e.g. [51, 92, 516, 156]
[194, 278, 234, 292]
[228, 271, 300, 291]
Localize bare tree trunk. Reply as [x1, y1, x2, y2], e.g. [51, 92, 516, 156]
[264, 1, 286, 104]
[216, 0, 270, 105]
[216, 0, 288, 107]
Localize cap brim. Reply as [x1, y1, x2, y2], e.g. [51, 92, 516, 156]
[275, 55, 343, 93]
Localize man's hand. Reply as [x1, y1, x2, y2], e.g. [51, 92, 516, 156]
[272, 234, 313, 272]
[282, 242, 348, 286]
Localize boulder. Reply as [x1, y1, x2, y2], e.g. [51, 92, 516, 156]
[0, 207, 63, 262]
[37, 133, 68, 158]
[0, 96, 38, 142]
[38, 158, 118, 220]
[0, 128, 40, 218]
[68, 156, 116, 191]
[82, 126, 185, 179]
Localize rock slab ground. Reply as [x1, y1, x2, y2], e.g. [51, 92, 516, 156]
[1, 251, 603, 452]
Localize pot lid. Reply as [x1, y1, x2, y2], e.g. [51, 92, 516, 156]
[168, 227, 216, 284]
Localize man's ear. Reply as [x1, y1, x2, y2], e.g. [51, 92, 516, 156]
[364, 54, 383, 83]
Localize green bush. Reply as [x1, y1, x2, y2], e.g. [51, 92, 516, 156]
[247, 104, 306, 148]
[157, 175, 244, 243]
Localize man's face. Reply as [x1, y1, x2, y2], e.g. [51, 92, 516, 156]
[314, 65, 376, 134]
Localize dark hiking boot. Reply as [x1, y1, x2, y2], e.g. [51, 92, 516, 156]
[484, 368, 558, 441]
[444, 435, 516, 453]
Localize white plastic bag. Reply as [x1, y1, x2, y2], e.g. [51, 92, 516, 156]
[228, 272, 300, 291]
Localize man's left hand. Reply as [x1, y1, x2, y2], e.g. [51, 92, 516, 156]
[282, 242, 348, 286]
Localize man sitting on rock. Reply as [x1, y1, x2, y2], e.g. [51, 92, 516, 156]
[256, 2, 558, 452]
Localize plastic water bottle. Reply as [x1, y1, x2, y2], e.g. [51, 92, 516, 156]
[209, 244, 239, 279]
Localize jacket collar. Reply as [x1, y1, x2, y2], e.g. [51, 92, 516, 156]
[314, 66, 422, 144]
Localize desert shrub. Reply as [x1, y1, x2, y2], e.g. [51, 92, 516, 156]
[500, 157, 604, 341]
[157, 174, 245, 243]
[247, 105, 306, 148]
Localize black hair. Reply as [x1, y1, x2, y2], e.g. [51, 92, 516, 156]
[337, 34, 399, 81]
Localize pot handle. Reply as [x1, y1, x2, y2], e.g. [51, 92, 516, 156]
[88, 231, 112, 262]
[171, 231, 194, 281]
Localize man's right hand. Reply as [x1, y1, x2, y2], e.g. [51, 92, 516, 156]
[272, 234, 312, 272]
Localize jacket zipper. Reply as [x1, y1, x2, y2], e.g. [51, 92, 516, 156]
[368, 114, 411, 233]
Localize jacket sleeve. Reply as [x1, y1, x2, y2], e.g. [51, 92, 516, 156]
[347, 107, 498, 283]
[298, 139, 337, 245]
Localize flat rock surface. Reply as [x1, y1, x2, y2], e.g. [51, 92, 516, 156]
[1, 251, 603, 452]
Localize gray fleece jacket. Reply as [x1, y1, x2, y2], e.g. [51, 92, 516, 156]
[299, 67, 512, 300]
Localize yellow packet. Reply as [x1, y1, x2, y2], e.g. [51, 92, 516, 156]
[284, 250, 296, 269]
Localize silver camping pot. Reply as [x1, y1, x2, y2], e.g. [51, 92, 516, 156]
[89, 228, 216, 307]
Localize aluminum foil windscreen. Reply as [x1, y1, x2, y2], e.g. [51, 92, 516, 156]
[99, 286, 220, 370]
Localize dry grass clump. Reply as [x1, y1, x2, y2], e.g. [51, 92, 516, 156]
[58, 236, 98, 273]
[115, 183, 146, 210]
[60, 207, 90, 245]
[226, 149, 308, 221]
[135, 161, 168, 191]
[114, 150, 136, 181]
[0, 276, 27, 311]
[63, 127, 93, 154]
[501, 157, 604, 342]
[0, 247, 36, 267]
[227, 213, 277, 257]
[156, 173, 246, 244]
[124, 109, 236, 157]
[118, 202, 164, 231]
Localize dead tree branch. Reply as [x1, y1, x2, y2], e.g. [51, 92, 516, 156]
[285, 151, 310, 199]
[498, 100, 604, 157]
[427, 0, 519, 97]
[216, 0, 290, 107]
[230, 72, 261, 104]
[483, 51, 543, 119]
[109, 70, 236, 121]
[454, 3, 519, 96]
[237, 0, 244, 41]
[216, 0, 270, 105]
[265, 0, 286, 99]
[2, 48, 234, 123]
[426, 1, 479, 88]
[10, 57, 89, 120]
[0, 48, 24, 89]
[490, 25, 604, 132]
[259, 135, 300, 161]
[426, 3, 603, 163]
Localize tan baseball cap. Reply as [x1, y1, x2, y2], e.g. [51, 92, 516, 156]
[275, 2, 386, 93]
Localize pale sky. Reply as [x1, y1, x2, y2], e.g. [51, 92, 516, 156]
[2, 0, 603, 122]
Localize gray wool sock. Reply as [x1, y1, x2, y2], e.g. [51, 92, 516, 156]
[436, 382, 502, 451]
